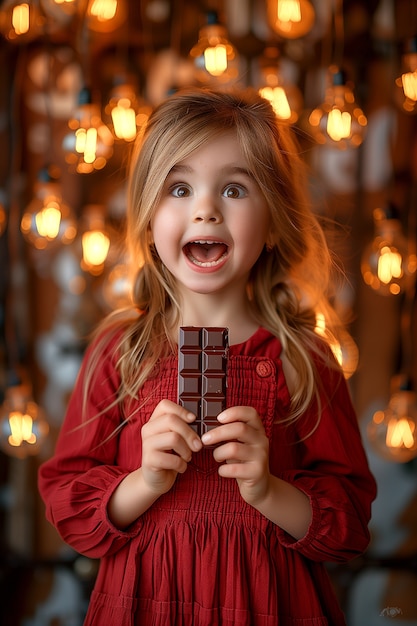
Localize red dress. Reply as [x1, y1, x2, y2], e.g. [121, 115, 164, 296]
[38, 327, 376, 626]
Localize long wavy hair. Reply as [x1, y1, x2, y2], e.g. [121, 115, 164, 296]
[84, 87, 346, 426]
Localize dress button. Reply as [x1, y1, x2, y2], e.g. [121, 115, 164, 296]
[256, 361, 273, 378]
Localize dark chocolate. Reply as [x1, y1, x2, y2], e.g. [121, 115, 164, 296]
[178, 327, 229, 437]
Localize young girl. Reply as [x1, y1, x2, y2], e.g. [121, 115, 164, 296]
[39, 88, 376, 626]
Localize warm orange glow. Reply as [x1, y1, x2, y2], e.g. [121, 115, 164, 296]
[8, 411, 37, 447]
[326, 108, 352, 141]
[267, 0, 315, 38]
[82, 230, 111, 267]
[34, 203, 62, 239]
[386, 417, 415, 450]
[88, 0, 117, 21]
[111, 99, 137, 141]
[12, 3, 30, 34]
[377, 246, 403, 284]
[204, 44, 228, 76]
[401, 71, 417, 101]
[259, 86, 291, 120]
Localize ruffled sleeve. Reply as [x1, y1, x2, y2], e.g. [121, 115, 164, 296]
[38, 333, 144, 559]
[271, 355, 377, 563]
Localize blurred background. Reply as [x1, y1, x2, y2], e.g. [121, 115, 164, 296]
[0, 0, 416, 624]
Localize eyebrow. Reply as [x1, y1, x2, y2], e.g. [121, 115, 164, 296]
[168, 164, 254, 178]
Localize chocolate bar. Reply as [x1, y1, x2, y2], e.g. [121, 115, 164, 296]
[178, 327, 229, 437]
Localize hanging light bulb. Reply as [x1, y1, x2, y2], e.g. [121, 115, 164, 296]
[309, 67, 367, 149]
[368, 379, 417, 463]
[361, 204, 417, 296]
[0, 0, 45, 42]
[79, 206, 111, 276]
[190, 11, 240, 85]
[86, 0, 127, 33]
[105, 80, 152, 142]
[257, 46, 303, 124]
[21, 167, 77, 250]
[62, 87, 114, 174]
[394, 36, 417, 114]
[0, 374, 49, 459]
[266, 0, 315, 39]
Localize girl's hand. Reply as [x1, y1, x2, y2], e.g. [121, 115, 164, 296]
[201, 406, 271, 507]
[141, 399, 202, 496]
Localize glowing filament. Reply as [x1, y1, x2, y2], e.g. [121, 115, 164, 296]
[402, 71, 417, 101]
[111, 100, 137, 141]
[35, 204, 62, 239]
[327, 109, 352, 141]
[386, 417, 415, 449]
[8, 411, 36, 447]
[82, 230, 110, 266]
[12, 3, 30, 34]
[377, 246, 402, 284]
[277, 0, 301, 23]
[204, 45, 228, 76]
[259, 86, 291, 119]
[88, 0, 117, 21]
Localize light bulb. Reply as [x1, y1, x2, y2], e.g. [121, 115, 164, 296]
[267, 0, 315, 39]
[309, 67, 367, 149]
[80, 206, 111, 275]
[86, 0, 126, 32]
[0, 0, 45, 42]
[21, 167, 77, 250]
[368, 384, 417, 463]
[394, 36, 417, 114]
[0, 378, 49, 459]
[258, 47, 303, 124]
[62, 87, 114, 174]
[190, 11, 240, 85]
[105, 81, 152, 142]
[361, 205, 417, 296]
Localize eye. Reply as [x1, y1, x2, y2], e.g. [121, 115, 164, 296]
[170, 184, 191, 198]
[223, 184, 247, 199]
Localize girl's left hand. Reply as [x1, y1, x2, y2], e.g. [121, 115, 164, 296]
[201, 406, 271, 507]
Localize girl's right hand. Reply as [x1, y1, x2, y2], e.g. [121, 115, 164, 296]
[141, 399, 202, 496]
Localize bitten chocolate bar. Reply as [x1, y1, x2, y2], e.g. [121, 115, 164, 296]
[178, 327, 229, 437]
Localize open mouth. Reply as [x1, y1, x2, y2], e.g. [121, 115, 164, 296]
[183, 240, 229, 268]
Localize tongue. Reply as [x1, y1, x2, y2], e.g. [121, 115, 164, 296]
[187, 242, 227, 263]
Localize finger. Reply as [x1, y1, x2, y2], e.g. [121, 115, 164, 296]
[149, 399, 196, 425]
[143, 409, 202, 455]
[217, 406, 265, 431]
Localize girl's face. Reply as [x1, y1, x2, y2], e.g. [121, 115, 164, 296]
[150, 131, 271, 303]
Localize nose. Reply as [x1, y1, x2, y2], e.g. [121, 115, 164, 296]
[192, 194, 223, 223]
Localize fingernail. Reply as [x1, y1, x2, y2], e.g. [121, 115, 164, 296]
[192, 438, 202, 451]
[201, 433, 211, 444]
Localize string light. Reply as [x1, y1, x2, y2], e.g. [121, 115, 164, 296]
[0, 376, 49, 459]
[86, 0, 127, 32]
[62, 87, 114, 174]
[0, 0, 44, 42]
[80, 206, 111, 275]
[190, 11, 240, 84]
[258, 46, 303, 124]
[368, 380, 417, 463]
[395, 36, 417, 114]
[20, 167, 77, 250]
[105, 80, 152, 142]
[361, 205, 417, 296]
[266, 0, 315, 39]
[309, 67, 367, 149]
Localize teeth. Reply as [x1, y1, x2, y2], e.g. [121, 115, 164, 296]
[191, 240, 221, 245]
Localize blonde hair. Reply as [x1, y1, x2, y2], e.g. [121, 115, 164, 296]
[85, 87, 346, 425]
